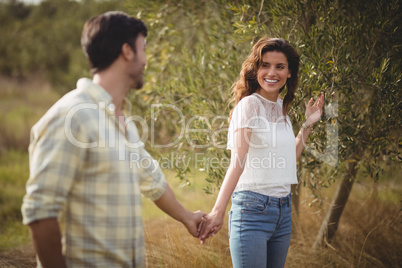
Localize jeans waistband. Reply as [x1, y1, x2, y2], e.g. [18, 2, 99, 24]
[268, 195, 292, 207]
[233, 191, 292, 207]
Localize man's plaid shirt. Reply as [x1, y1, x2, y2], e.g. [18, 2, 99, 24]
[22, 78, 166, 267]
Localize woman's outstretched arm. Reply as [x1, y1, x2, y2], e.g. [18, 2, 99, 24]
[198, 128, 252, 244]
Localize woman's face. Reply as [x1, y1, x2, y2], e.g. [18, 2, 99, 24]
[256, 51, 291, 102]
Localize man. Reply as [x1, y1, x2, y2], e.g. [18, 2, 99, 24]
[22, 11, 205, 268]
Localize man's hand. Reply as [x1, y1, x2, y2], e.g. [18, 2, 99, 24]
[153, 184, 207, 238]
[181, 210, 207, 237]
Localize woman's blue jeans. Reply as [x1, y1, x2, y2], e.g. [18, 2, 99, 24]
[229, 191, 292, 268]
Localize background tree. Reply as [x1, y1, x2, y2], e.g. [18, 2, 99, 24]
[0, 1, 400, 266]
[126, 0, 401, 247]
[126, 0, 247, 187]
[0, 0, 399, 254]
[0, 0, 124, 92]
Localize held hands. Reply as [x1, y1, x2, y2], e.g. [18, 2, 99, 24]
[182, 210, 223, 244]
[182, 210, 207, 237]
[197, 210, 224, 244]
[304, 92, 324, 128]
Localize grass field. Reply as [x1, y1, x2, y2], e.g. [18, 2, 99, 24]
[141, 168, 402, 268]
[0, 78, 401, 267]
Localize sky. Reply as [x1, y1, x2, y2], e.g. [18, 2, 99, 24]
[17, 0, 82, 4]
[19, 0, 42, 3]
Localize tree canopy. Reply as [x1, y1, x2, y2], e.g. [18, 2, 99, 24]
[1, 0, 400, 200]
[0, 0, 124, 91]
[124, 0, 401, 193]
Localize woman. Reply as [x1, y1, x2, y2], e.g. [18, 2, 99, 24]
[198, 38, 324, 268]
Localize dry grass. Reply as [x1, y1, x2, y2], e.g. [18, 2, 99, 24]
[0, 245, 36, 268]
[1, 174, 400, 268]
[1, 191, 400, 267]
[143, 179, 401, 268]
[286, 190, 401, 268]
[144, 218, 231, 267]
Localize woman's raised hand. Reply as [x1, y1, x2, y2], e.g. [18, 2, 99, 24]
[305, 92, 324, 127]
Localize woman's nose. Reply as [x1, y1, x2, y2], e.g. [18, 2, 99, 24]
[268, 66, 275, 76]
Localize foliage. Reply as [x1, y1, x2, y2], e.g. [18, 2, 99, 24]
[0, 149, 32, 251]
[228, 0, 402, 191]
[0, 0, 124, 92]
[0, 77, 60, 151]
[1, 0, 400, 193]
[0, 1, 400, 262]
[126, 0, 401, 194]
[126, 0, 250, 192]
[0, 77, 61, 250]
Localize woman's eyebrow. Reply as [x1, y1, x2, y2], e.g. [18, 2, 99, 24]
[262, 61, 287, 66]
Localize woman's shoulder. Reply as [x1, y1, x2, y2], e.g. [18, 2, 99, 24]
[232, 94, 265, 121]
[235, 94, 263, 112]
[237, 94, 261, 107]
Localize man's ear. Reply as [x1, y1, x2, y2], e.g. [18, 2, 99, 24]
[121, 43, 134, 60]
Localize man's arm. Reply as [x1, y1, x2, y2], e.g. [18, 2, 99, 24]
[131, 132, 205, 236]
[22, 110, 87, 267]
[29, 218, 66, 268]
[153, 184, 205, 237]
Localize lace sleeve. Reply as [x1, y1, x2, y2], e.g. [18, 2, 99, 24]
[227, 96, 266, 150]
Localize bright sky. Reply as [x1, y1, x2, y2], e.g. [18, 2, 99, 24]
[18, 0, 42, 4]
[18, 0, 85, 4]
[18, 0, 83, 4]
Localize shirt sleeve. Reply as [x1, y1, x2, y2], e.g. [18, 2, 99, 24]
[21, 109, 86, 225]
[125, 119, 166, 201]
[227, 96, 266, 150]
[137, 146, 167, 201]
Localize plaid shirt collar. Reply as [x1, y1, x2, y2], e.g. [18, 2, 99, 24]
[76, 78, 132, 117]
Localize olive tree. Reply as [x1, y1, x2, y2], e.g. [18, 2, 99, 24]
[127, 0, 401, 246]
[127, 0, 248, 189]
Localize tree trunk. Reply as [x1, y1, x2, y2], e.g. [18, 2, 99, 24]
[291, 164, 302, 237]
[312, 160, 358, 249]
[292, 162, 302, 215]
[291, 183, 300, 215]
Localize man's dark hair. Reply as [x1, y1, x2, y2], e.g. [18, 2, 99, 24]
[81, 11, 148, 74]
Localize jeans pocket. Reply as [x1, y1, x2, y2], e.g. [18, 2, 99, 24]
[233, 193, 266, 214]
[242, 200, 266, 214]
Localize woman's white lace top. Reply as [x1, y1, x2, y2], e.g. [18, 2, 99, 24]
[227, 93, 298, 192]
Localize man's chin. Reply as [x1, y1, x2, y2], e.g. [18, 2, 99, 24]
[133, 81, 144, 90]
